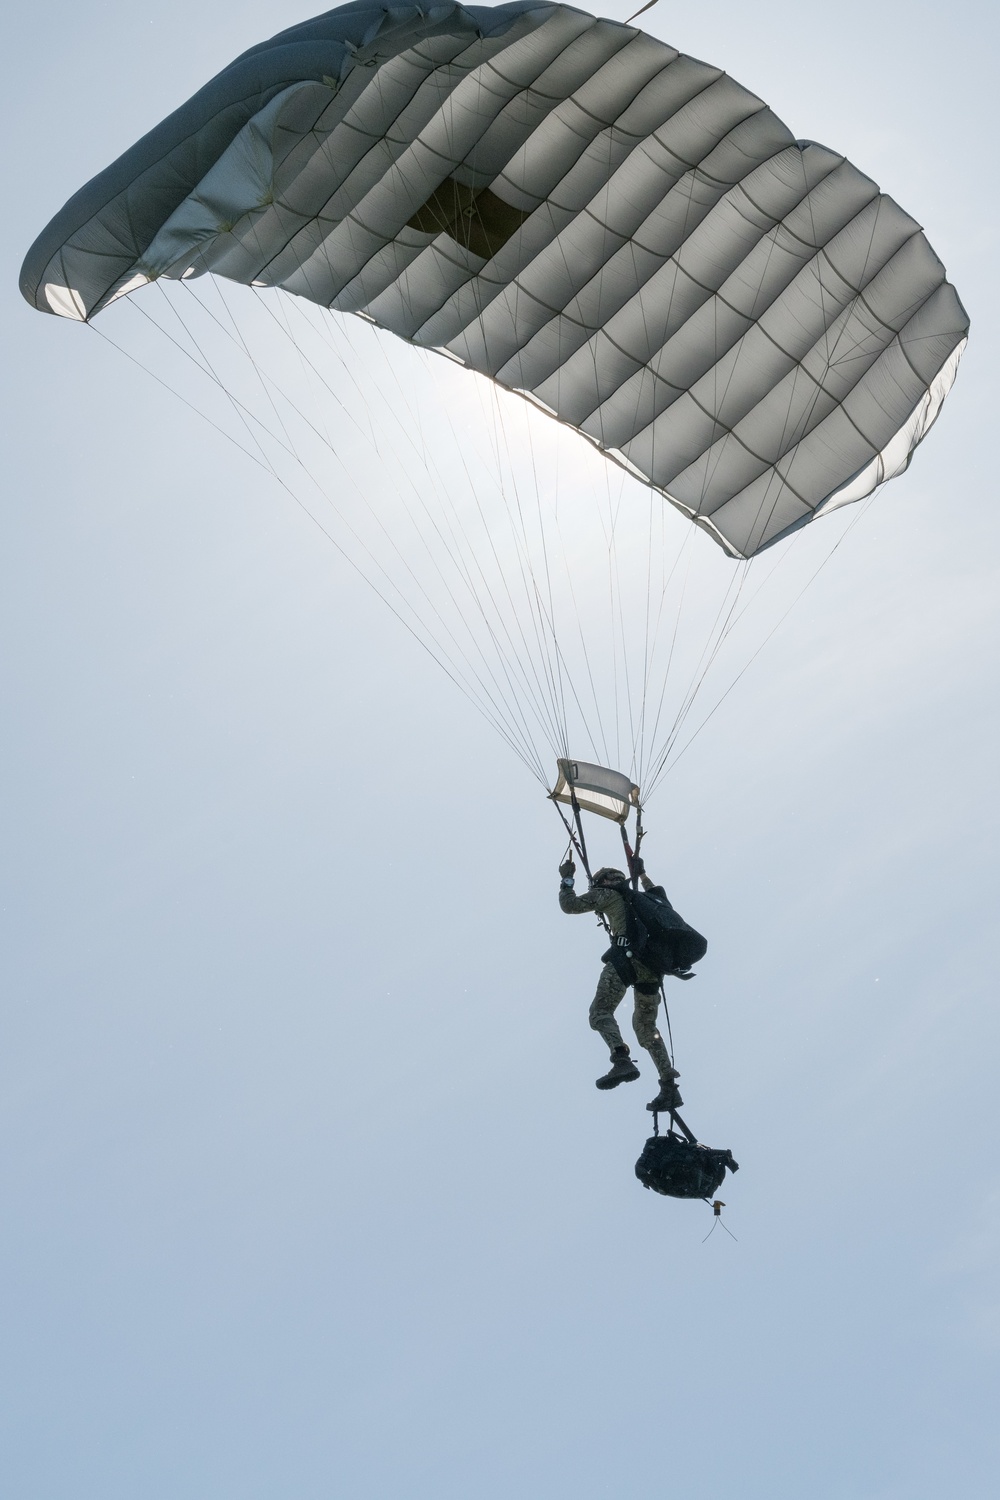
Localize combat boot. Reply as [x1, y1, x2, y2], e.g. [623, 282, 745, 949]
[646, 1070, 683, 1112]
[595, 1045, 640, 1090]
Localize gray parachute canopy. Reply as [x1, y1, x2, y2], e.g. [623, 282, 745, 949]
[21, 1, 968, 558]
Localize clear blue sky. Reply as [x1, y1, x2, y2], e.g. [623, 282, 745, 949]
[2, 4, 998, 1497]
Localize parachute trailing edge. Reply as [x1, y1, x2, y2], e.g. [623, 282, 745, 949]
[21, 1, 969, 558]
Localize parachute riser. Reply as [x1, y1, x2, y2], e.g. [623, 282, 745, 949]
[550, 795, 591, 881]
[619, 802, 645, 890]
[563, 782, 594, 882]
[550, 789, 619, 939]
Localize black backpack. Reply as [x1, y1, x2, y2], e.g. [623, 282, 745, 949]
[635, 1134, 738, 1199]
[623, 886, 708, 977]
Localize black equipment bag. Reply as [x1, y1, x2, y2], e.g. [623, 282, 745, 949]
[624, 887, 707, 977]
[635, 1134, 739, 1199]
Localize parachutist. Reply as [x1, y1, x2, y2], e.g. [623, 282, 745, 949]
[558, 861, 701, 1094]
[556, 769, 737, 1200]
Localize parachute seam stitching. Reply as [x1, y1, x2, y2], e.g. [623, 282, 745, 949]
[570, 227, 935, 512]
[407, 67, 740, 341]
[259, 13, 606, 305]
[510, 150, 846, 419]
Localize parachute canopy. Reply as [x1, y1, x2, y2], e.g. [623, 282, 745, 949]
[21, 1, 968, 560]
[551, 757, 639, 824]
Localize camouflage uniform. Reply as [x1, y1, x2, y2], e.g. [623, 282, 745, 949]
[559, 881, 674, 1079]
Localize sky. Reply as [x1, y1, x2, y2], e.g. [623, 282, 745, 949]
[2, 3, 998, 1497]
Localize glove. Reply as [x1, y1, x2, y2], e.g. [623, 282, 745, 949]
[559, 859, 576, 880]
[633, 856, 645, 877]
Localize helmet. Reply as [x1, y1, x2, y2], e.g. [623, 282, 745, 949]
[591, 867, 628, 888]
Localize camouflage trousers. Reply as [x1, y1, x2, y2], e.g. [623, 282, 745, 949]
[589, 961, 673, 1079]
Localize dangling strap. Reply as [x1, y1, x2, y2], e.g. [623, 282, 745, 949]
[659, 981, 676, 1068]
[649, 1106, 697, 1144]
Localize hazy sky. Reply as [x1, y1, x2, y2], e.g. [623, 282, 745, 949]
[2, 3, 998, 1497]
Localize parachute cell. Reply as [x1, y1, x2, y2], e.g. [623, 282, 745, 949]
[20, 1, 968, 559]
